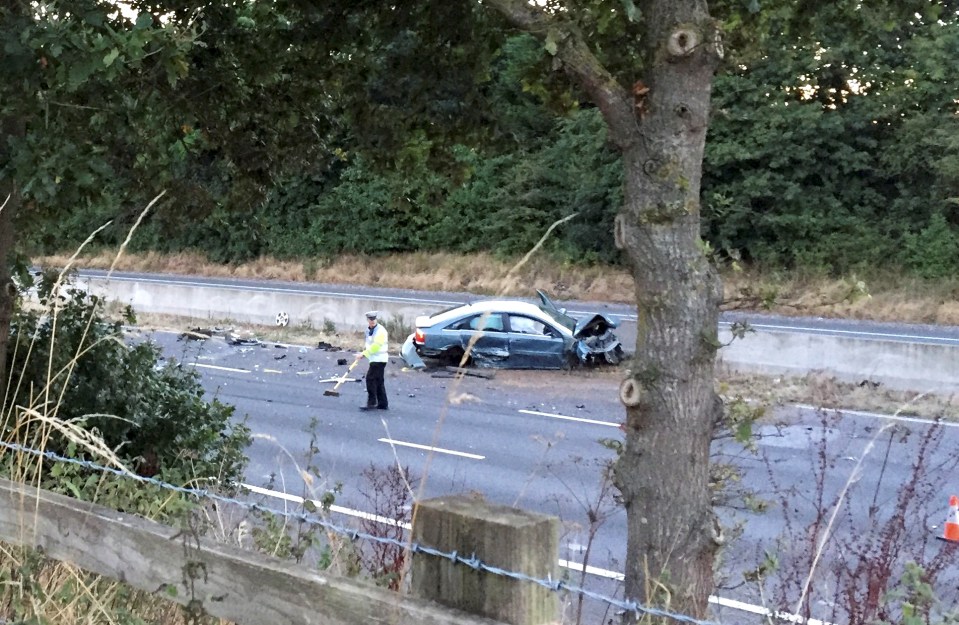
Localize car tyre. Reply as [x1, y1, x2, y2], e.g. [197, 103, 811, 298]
[605, 345, 625, 366]
[447, 347, 472, 367]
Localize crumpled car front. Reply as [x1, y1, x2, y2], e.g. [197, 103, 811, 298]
[572, 314, 623, 365]
[537, 289, 623, 365]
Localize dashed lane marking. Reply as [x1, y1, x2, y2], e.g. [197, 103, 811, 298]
[193, 363, 250, 374]
[519, 409, 619, 428]
[378, 438, 485, 460]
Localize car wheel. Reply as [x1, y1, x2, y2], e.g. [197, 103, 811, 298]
[447, 347, 472, 367]
[605, 345, 624, 365]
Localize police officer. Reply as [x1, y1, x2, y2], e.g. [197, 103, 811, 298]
[356, 311, 389, 411]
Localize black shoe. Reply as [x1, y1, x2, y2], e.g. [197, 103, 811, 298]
[376, 406, 389, 411]
[359, 405, 376, 412]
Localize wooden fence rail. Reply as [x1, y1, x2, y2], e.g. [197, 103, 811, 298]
[0, 478, 550, 625]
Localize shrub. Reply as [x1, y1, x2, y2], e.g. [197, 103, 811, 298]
[5, 269, 250, 482]
[903, 212, 959, 280]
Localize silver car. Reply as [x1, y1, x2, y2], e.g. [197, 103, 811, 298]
[408, 290, 624, 369]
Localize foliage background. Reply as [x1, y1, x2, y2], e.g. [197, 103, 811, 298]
[17, 11, 959, 280]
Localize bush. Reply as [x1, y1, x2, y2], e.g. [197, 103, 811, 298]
[903, 212, 959, 280]
[5, 270, 250, 482]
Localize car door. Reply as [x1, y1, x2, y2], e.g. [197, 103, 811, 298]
[446, 313, 510, 365]
[505, 314, 567, 369]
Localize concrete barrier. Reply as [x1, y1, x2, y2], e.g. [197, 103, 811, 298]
[718, 327, 959, 395]
[77, 275, 448, 332]
[77, 275, 959, 394]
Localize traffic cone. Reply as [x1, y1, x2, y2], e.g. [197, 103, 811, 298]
[940, 495, 959, 543]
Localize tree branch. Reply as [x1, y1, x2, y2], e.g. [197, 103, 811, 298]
[482, 0, 636, 148]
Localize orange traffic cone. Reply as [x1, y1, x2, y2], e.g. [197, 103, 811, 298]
[940, 495, 959, 543]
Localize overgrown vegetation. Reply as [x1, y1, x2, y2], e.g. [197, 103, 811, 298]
[0, 267, 254, 623]
[21, 14, 959, 280]
[750, 412, 959, 625]
[6, 269, 250, 482]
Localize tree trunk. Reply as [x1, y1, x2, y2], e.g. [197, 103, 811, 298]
[614, 1, 724, 619]
[481, 0, 724, 620]
[0, 116, 24, 396]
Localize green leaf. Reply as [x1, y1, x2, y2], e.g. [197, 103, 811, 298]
[84, 10, 105, 27]
[103, 48, 120, 67]
[735, 420, 753, 444]
[926, 4, 942, 23]
[135, 13, 154, 30]
[63, 480, 83, 500]
[544, 29, 558, 56]
[620, 0, 640, 23]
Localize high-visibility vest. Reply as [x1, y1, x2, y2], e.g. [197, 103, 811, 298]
[363, 324, 389, 363]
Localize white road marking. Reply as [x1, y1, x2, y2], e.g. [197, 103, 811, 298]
[193, 363, 249, 373]
[378, 438, 485, 460]
[263, 369, 283, 374]
[244, 483, 830, 625]
[793, 404, 959, 428]
[717, 319, 959, 345]
[241, 483, 409, 528]
[720, 322, 959, 343]
[708, 595, 832, 625]
[519, 409, 620, 428]
[558, 558, 622, 579]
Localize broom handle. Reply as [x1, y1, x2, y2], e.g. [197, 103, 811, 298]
[331, 358, 360, 392]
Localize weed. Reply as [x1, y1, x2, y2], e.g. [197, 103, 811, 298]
[381, 314, 413, 343]
[355, 464, 418, 591]
[548, 456, 622, 625]
[750, 410, 959, 624]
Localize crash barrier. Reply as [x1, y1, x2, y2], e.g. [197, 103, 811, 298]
[717, 325, 959, 394]
[73, 272, 959, 393]
[0, 440, 725, 625]
[74, 272, 449, 333]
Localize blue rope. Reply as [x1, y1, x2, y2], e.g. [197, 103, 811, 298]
[0, 439, 721, 625]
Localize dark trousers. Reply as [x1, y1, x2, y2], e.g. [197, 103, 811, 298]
[365, 361, 388, 408]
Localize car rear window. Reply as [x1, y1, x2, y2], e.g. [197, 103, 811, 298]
[449, 314, 504, 332]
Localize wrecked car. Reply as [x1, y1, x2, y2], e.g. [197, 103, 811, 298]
[407, 290, 624, 369]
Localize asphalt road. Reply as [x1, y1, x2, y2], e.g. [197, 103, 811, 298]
[142, 327, 959, 624]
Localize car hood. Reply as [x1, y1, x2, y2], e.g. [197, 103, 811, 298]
[573, 313, 618, 338]
[536, 289, 618, 338]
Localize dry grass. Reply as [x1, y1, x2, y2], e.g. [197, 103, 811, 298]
[723, 268, 959, 324]
[36, 250, 639, 302]
[717, 368, 959, 421]
[37, 251, 959, 325]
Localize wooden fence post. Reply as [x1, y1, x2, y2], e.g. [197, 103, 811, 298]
[411, 495, 559, 625]
[0, 478, 506, 625]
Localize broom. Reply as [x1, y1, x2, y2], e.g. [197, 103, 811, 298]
[324, 358, 360, 397]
